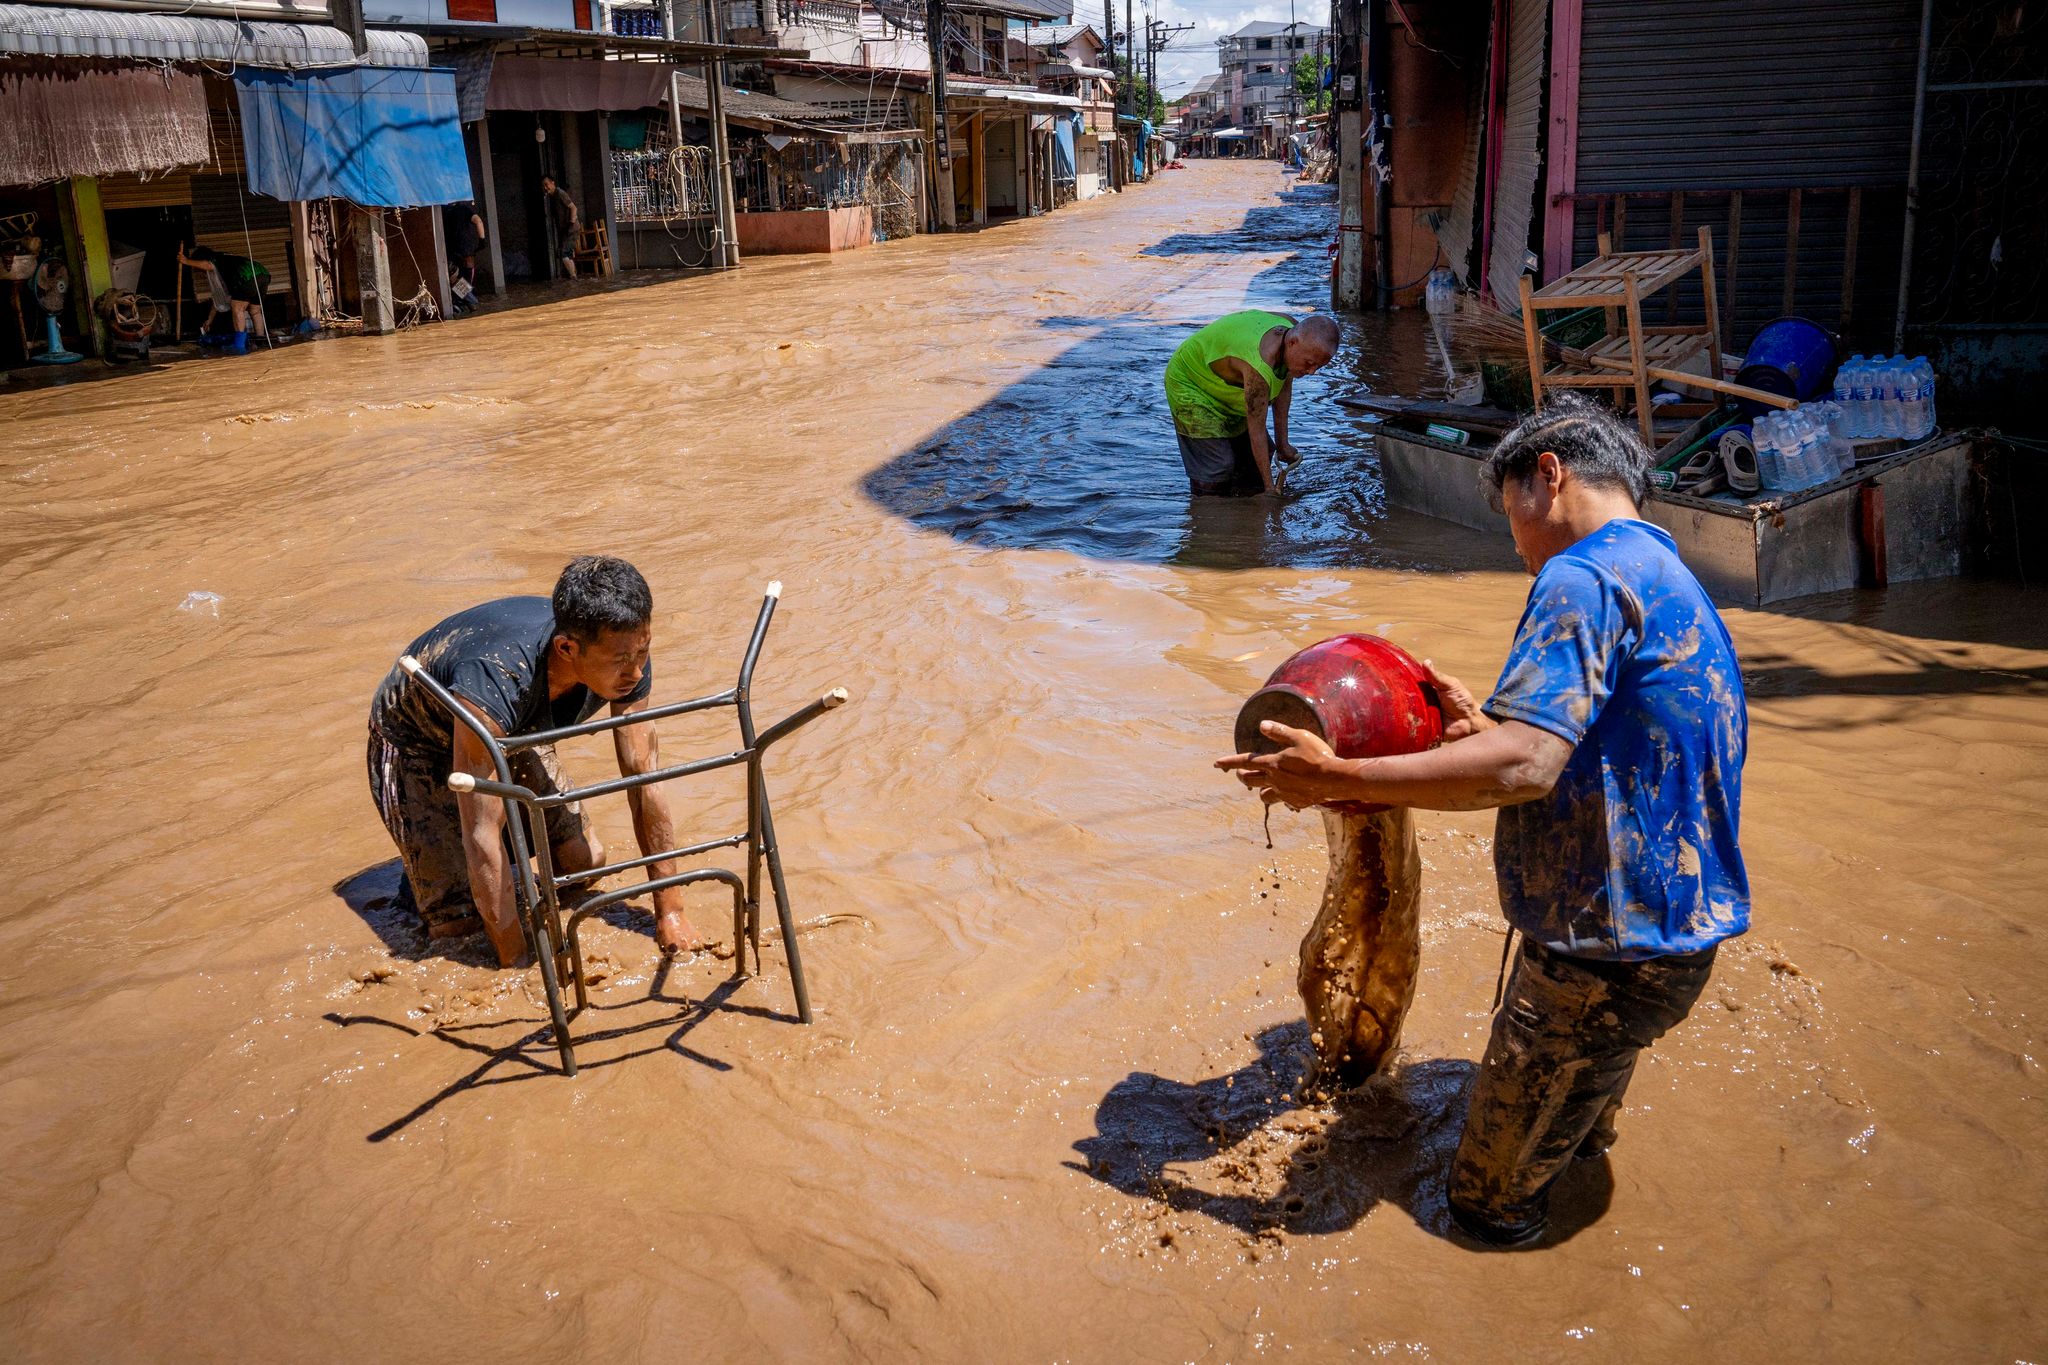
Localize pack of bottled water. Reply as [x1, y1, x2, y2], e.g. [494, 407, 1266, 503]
[1831, 354, 1938, 442]
[1753, 403, 1858, 493]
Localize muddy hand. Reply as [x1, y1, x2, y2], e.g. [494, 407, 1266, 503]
[1421, 659, 1494, 742]
[1217, 720, 1348, 809]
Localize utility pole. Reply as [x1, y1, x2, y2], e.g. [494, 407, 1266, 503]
[1147, 18, 1193, 124]
[926, 0, 955, 228]
[699, 0, 740, 266]
[1332, 0, 1364, 308]
[1286, 0, 1296, 156]
[1125, 0, 1135, 116]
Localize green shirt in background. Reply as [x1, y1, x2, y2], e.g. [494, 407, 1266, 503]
[1163, 309, 1292, 438]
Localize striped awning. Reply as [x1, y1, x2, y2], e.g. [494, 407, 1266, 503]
[0, 4, 428, 69]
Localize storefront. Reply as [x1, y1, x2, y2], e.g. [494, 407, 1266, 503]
[0, 6, 466, 363]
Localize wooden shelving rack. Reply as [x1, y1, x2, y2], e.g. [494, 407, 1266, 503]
[1517, 225, 1790, 452]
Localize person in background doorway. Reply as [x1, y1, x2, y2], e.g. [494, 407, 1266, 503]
[1163, 311, 1340, 495]
[180, 243, 269, 353]
[1219, 396, 1750, 1248]
[541, 174, 580, 279]
[442, 200, 486, 288]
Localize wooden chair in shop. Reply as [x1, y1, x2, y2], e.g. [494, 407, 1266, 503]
[572, 220, 612, 278]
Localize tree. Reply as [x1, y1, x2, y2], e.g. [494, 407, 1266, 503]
[1292, 53, 1331, 116]
[1111, 55, 1167, 123]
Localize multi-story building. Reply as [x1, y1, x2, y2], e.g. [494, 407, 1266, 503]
[1177, 71, 1219, 155]
[1019, 22, 1116, 198]
[1216, 19, 1323, 156]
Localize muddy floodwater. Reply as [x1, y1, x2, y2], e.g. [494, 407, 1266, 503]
[4, 162, 2046, 1361]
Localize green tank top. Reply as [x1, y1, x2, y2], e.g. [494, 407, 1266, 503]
[1163, 310, 1293, 438]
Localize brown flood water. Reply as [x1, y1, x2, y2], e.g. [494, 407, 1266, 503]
[3, 161, 2046, 1361]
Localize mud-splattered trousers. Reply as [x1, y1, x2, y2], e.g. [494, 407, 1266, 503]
[366, 725, 589, 937]
[1448, 938, 1717, 1240]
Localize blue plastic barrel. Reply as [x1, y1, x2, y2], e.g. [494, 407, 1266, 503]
[1735, 316, 1838, 413]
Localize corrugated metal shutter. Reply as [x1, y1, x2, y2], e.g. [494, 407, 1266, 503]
[1485, 0, 1546, 310]
[1575, 0, 1920, 193]
[1569, 0, 1919, 348]
[99, 171, 195, 210]
[192, 173, 293, 285]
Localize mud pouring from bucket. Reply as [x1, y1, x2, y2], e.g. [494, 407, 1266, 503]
[1236, 635, 1444, 1086]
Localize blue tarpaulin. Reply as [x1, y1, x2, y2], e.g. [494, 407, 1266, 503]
[1052, 114, 1076, 179]
[234, 66, 471, 208]
[1135, 118, 1153, 178]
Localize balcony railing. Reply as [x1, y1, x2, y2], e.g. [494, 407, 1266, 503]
[778, 0, 860, 29]
[726, 0, 859, 30]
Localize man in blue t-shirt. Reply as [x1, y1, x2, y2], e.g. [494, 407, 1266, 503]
[1220, 396, 1749, 1247]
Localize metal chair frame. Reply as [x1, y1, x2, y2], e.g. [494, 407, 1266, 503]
[398, 582, 846, 1076]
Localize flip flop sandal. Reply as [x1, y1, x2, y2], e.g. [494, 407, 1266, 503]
[1672, 445, 1722, 493]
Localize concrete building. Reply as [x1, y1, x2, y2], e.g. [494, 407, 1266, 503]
[1177, 71, 1219, 155]
[1216, 19, 1323, 157]
[1019, 23, 1116, 198]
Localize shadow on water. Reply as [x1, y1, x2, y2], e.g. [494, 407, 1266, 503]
[1066, 1022, 1612, 1248]
[860, 182, 1520, 573]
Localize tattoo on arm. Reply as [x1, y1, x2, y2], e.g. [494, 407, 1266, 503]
[1243, 370, 1271, 428]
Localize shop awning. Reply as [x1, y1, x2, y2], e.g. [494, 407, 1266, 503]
[485, 53, 674, 111]
[0, 66, 211, 186]
[234, 66, 471, 207]
[947, 83, 1082, 109]
[0, 4, 428, 68]
[667, 70, 855, 136]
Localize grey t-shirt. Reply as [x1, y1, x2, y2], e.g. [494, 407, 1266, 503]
[369, 595, 652, 758]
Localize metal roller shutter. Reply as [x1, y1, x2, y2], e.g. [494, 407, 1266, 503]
[1568, 0, 1920, 346]
[1575, 0, 1921, 194]
[1486, 0, 1547, 310]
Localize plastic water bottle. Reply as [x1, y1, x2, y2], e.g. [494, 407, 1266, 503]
[1808, 410, 1841, 483]
[1878, 356, 1905, 438]
[1840, 356, 1867, 437]
[1915, 357, 1938, 438]
[1904, 357, 1935, 439]
[1424, 267, 1455, 317]
[1758, 413, 1790, 490]
[1825, 403, 1856, 474]
[1834, 356, 1861, 433]
[1787, 411, 1819, 489]
[1752, 413, 1778, 489]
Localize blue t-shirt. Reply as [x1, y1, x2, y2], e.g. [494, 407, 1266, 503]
[1485, 519, 1749, 959]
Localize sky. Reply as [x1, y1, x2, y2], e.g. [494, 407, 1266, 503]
[1048, 0, 1329, 99]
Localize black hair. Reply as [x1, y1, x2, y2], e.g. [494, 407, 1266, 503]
[184, 244, 217, 262]
[1482, 395, 1651, 510]
[552, 556, 652, 644]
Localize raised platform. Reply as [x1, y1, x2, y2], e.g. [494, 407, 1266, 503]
[734, 206, 874, 255]
[1375, 426, 1978, 608]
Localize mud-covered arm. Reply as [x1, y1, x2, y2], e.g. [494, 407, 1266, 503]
[609, 694, 687, 926]
[1217, 717, 1572, 812]
[1229, 358, 1278, 491]
[1272, 376, 1296, 458]
[451, 706, 525, 966]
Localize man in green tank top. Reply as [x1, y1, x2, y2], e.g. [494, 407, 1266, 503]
[1164, 311, 1340, 494]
